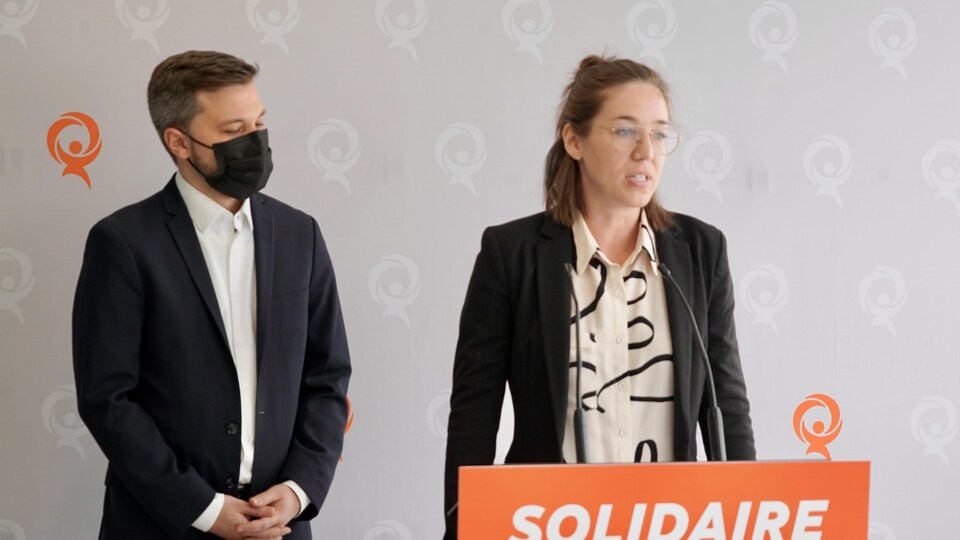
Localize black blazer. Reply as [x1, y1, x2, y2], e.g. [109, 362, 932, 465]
[72, 178, 351, 539]
[443, 212, 755, 538]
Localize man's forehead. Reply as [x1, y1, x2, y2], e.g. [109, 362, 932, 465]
[192, 84, 264, 121]
[194, 83, 257, 105]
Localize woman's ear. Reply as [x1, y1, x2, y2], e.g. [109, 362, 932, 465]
[561, 122, 583, 161]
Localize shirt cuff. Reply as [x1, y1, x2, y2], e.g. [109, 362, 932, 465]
[282, 480, 311, 518]
[192, 493, 224, 532]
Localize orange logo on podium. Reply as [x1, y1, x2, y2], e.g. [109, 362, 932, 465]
[794, 393, 843, 459]
[46, 112, 102, 188]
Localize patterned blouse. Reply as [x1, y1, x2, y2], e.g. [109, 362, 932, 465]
[562, 210, 675, 464]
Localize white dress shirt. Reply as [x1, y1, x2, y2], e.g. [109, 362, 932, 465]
[562, 210, 675, 464]
[175, 174, 308, 531]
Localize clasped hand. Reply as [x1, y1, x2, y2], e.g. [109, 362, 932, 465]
[210, 484, 301, 540]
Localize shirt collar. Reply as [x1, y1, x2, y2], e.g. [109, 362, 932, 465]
[175, 172, 253, 233]
[638, 210, 659, 274]
[572, 214, 600, 276]
[571, 210, 658, 275]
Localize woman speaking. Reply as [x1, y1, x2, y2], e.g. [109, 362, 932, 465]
[443, 55, 755, 538]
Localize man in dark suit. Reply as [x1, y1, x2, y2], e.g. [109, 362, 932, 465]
[73, 50, 351, 539]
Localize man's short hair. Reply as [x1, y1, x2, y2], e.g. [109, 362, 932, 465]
[147, 50, 259, 154]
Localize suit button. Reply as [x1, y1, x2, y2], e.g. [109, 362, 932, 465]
[225, 476, 237, 490]
[225, 422, 239, 436]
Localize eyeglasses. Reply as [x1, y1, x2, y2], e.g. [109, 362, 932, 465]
[590, 124, 681, 155]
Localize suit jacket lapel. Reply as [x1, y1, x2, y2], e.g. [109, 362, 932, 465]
[251, 195, 274, 376]
[161, 178, 229, 348]
[536, 218, 574, 451]
[656, 225, 696, 459]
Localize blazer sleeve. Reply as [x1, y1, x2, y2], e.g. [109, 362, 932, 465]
[443, 227, 514, 539]
[72, 221, 216, 536]
[699, 230, 757, 460]
[278, 218, 352, 520]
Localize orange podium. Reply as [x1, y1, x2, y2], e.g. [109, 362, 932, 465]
[459, 461, 869, 539]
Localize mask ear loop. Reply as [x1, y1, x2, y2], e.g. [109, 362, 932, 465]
[181, 130, 214, 148]
[178, 129, 216, 179]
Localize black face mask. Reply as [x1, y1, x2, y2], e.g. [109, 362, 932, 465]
[185, 129, 273, 200]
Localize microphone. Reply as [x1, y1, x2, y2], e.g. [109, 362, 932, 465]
[657, 262, 727, 462]
[563, 263, 588, 464]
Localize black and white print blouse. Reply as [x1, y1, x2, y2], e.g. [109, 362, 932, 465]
[562, 210, 675, 464]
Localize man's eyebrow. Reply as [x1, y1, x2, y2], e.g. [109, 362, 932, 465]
[218, 109, 267, 127]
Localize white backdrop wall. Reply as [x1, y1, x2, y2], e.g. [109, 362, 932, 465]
[1, 1, 959, 538]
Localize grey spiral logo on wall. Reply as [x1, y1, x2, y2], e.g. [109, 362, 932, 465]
[308, 119, 362, 194]
[911, 395, 958, 467]
[683, 130, 734, 203]
[748, 0, 799, 74]
[868, 521, 897, 539]
[247, 0, 301, 57]
[867, 8, 917, 80]
[363, 519, 413, 540]
[502, 0, 554, 64]
[803, 135, 853, 207]
[0, 519, 27, 540]
[858, 266, 906, 337]
[921, 140, 960, 211]
[375, 0, 429, 60]
[435, 122, 487, 196]
[0, 248, 34, 323]
[369, 255, 421, 327]
[115, 0, 170, 53]
[0, 0, 39, 49]
[42, 384, 89, 458]
[739, 263, 790, 335]
[627, 0, 678, 67]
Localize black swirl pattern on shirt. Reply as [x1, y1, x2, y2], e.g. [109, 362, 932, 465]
[626, 315, 654, 349]
[623, 270, 647, 305]
[568, 250, 675, 461]
[577, 354, 674, 413]
[569, 225, 675, 462]
[570, 258, 606, 324]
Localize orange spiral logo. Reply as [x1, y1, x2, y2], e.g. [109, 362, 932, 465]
[46, 112, 102, 188]
[793, 393, 843, 460]
[340, 396, 354, 463]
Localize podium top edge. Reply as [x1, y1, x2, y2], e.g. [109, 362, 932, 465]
[460, 460, 870, 471]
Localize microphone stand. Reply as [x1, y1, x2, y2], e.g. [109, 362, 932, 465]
[658, 262, 727, 461]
